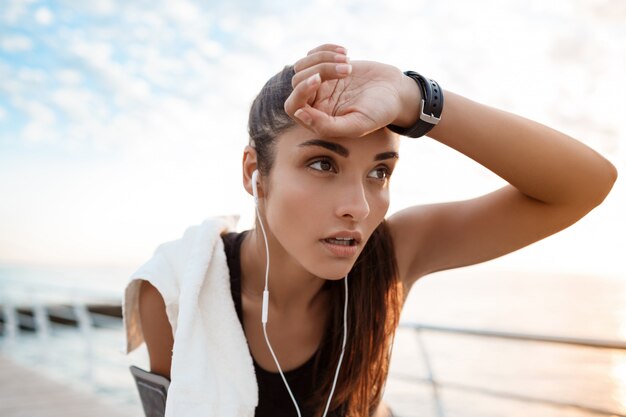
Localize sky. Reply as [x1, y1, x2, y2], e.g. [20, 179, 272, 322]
[1, 0, 625, 276]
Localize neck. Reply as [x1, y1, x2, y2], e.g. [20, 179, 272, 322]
[240, 227, 328, 313]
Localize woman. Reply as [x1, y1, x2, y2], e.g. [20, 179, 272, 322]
[128, 44, 617, 417]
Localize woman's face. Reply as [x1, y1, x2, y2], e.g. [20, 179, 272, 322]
[260, 125, 399, 280]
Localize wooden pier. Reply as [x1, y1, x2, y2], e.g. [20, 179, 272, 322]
[0, 354, 134, 417]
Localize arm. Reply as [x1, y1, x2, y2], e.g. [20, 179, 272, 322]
[285, 44, 618, 287]
[388, 87, 617, 285]
[138, 280, 173, 380]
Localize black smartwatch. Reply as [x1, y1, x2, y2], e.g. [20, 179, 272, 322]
[388, 70, 444, 138]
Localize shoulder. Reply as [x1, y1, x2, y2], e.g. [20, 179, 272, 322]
[123, 216, 238, 353]
[386, 207, 431, 289]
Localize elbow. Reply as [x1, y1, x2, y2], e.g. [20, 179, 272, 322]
[555, 159, 617, 227]
[584, 157, 618, 209]
[560, 154, 618, 213]
[595, 158, 618, 205]
[607, 160, 618, 189]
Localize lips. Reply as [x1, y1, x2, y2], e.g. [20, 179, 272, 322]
[320, 231, 362, 257]
[323, 237, 357, 246]
[322, 231, 362, 244]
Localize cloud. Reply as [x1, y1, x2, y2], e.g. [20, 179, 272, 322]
[17, 67, 47, 83]
[0, 0, 35, 24]
[56, 69, 83, 85]
[163, 0, 199, 23]
[0, 0, 624, 270]
[91, 0, 117, 16]
[67, 38, 153, 106]
[34, 6, 54, 25]
[12, 98, 58, 143]
[51, 87, 105, 123]
[1, 34, 33, 52]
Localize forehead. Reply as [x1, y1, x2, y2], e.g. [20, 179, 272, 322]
[276, 125, 400, 158]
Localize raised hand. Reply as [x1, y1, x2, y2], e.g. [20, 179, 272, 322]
[284, 44, 418, 139]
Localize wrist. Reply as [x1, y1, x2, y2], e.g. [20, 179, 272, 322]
[391, 72, 423, 128]
[388, 71, 444, 138]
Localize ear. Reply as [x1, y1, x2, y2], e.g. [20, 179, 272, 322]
[242, 145, 262, 199]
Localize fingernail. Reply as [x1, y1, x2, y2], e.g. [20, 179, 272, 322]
[335, 47, 347, 55]
[307, 73, 321, 86]
[294, 109, 312, 125]
[334, 54, 349, 63]
[336, 64, 352, 75]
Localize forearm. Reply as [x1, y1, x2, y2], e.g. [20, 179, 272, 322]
[425, 90, 617, 206]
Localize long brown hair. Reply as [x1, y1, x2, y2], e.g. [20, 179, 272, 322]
[248, 65, 404, 417]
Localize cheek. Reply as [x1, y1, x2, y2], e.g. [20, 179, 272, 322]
[265, 180, 325, 239]
[269, 175, 329, 216]
[366, 189, 390, 231]
[263, 179, 391, 278]
[372, 187, 390, 212]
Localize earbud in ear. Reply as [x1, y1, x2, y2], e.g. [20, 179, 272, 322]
[251, 169, 259, 205]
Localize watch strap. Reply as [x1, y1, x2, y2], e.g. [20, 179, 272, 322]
[388, 71, 444, 138]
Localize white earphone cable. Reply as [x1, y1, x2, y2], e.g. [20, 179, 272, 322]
[254, 189, 348, 417]
[321, 272, 348, 417]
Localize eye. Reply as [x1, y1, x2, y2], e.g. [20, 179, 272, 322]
[367, 166, 391, 181]
[308, 158, 336, 173]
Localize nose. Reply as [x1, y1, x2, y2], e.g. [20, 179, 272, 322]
[335, 180, 370, 222]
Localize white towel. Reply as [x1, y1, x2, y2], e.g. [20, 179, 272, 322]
[123, 216, 258, 416]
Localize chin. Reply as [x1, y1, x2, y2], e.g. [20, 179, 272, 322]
[307, 261, 356, 281]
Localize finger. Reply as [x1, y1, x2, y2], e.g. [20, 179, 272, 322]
[292, 62, 352, 89]
[293, 51, 349, 73]
[307, 43, 347, 56]
[293, 107, 375, 139]
[284, 73, 322, 119]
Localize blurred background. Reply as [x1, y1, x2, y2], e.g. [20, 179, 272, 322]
[0, 0, 624, 416]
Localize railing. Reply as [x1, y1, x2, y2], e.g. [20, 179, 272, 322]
[397, 321, 626, 417]
[2, 303, 625, 417]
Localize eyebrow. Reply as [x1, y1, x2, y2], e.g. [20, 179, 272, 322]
[298, 139, 399, 161]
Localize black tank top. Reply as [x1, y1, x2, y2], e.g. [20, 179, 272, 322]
[222, 231, 327, 417]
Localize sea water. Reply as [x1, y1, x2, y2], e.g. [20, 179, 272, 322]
[1, 264, 625, 417]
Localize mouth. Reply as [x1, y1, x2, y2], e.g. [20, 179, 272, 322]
[322, 237, 358, 246]
[320, 232, 362, 258]
[320, 238, 359, 258]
